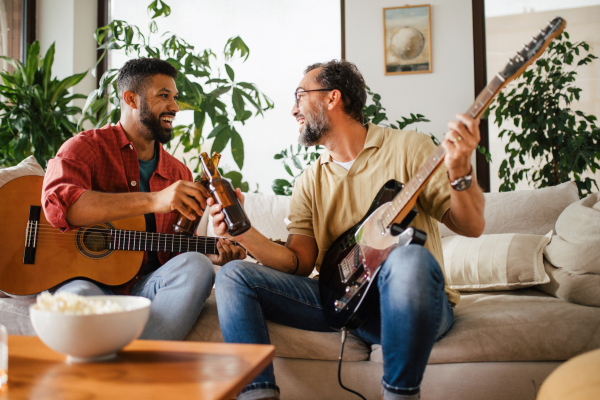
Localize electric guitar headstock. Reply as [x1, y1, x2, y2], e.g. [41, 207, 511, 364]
[497, 17, 566, 91]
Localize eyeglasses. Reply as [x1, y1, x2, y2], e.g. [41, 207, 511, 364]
[294, 88, 334, 108]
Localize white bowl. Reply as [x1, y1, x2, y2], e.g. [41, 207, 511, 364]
[30, 296, 151, 362]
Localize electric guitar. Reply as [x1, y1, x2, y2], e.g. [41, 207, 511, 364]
[318, 17, 566, 331]
[0, 175, 242, 296]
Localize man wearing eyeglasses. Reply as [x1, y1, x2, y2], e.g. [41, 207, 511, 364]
[209, 60, 485, 400]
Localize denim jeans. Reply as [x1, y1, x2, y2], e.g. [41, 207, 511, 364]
[215, 245, 454, 400]
[56, 252, 215, 340]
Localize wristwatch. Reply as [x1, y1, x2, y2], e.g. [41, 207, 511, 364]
[448, 168, 473, 191]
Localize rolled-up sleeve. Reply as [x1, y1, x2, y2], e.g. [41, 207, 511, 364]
[42, 136, 95, 232]
[286, 170, 315, 238]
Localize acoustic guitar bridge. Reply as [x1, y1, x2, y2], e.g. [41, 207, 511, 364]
[23, 206, 41, 264]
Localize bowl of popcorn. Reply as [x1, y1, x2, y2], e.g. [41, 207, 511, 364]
[30, 292, 151, 362]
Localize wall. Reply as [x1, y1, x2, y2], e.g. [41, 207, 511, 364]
[345, 0, 475, 140]
[37, 0, 97, 111]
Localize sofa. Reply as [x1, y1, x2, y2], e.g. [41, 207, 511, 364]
[2, 157, 600, 400]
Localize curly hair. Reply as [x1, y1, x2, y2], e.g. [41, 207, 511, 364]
[304, 60, 367, 124]
[117, 57, 178, 101]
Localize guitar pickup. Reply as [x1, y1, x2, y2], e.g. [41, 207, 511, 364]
[23, 206, 41, 265]
[338, 246, 364, 284]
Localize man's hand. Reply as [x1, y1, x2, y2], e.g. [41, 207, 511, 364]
[441, 114, 485, 238]
[443, 114, 480, 180]
[207, 238, 247, 266]
[207, 188, 245, 238]
[151, 180, 210, 220]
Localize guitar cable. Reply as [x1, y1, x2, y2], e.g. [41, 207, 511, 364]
[338, 328, 367, 400]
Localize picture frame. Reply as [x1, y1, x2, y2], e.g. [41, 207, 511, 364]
[383, 4, 432, 75]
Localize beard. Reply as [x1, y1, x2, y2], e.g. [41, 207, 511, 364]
[138, 97, 174, 144]
[298, 101, 331, 147]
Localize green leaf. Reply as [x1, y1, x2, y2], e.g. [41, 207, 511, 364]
[211, 127, 231, 154]
[207, 123, 228, 139]
[224, 36, 250, 61]
[225, 63, 235, 81]
[232, 88, 245, 120]
[230, 127, 244, 169]
[209, 85, 231, 99]
[49, 71, 88, 105]
[41, 43, 55, 94]
[25, 41, 40, 84]
[284, 162, 293, 177]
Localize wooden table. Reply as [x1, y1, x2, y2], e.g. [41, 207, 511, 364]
[0, 335, 274, 400]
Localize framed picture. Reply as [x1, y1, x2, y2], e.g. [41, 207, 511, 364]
[383, 4, 432, 75]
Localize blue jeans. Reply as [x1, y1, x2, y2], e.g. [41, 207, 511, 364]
[215, 245, 453, 400]
[56, 252, 215, 340]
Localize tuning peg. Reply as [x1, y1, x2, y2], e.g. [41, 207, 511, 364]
[523, 44, 530, 51]
[507, 58, 514, 65]
[539, 29, 545, 34]
[547, 20, 553, 27]
[531, 36, 538, 43]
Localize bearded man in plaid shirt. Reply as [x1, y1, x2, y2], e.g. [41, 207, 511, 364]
[42, 58, 246, 340]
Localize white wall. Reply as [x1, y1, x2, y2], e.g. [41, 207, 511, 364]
[345, 0, 475, 140]
[37, 0, 97, 110]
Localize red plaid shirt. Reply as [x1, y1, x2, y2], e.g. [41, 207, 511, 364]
[42, 122, 193, 293]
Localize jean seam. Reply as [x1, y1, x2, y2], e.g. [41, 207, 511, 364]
[251, 283, 323, 310]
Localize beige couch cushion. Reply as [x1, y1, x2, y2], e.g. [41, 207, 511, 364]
[185, 290, 371, 362]
[439, 182, 579, 237]
[538, 260, 600, 308]
[370, 289, 600, 364]
[539, 192, 600, 307]
[441, 232, 551, 291]
[544, 192, 600, 274]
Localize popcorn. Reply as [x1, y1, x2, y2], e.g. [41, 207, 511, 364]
[33, 292, 123, 315]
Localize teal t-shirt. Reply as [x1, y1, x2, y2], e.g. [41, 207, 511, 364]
[138, 148, 161, 275]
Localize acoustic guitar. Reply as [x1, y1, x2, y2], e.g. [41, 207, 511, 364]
[0, 175, 237, 296]
[318, 17, 566, 331]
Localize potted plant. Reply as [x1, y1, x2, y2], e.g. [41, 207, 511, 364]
[0, 41, 87, 168]
[488, 31, 599, 197]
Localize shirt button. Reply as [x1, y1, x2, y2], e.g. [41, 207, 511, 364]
[131, 181, 137, 187]
[129, 144, 133, 150]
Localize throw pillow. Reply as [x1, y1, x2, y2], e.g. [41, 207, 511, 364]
[441, 231, 552, 291]
[538, 192, 600, 307]
[439, 181, 579, 238]
[0, 156, 45, 299]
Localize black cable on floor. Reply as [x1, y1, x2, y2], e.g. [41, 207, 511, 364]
[338, 328, 367, 400]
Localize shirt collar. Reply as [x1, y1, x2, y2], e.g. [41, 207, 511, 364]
[114, 121, 176, 180]
[319, 123, 384, 165]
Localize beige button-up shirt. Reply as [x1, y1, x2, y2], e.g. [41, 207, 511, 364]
[287, 123, 460, 306]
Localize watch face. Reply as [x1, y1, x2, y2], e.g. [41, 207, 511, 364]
[453, 178, 472, 191]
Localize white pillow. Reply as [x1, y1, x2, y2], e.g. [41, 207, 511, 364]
[0, 156, 45, 186]
[441, 231, 552, 291]
[0, 156, 45, 299]
[207, 192, 291, 242]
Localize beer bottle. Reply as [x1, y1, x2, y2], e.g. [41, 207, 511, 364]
[200, 152, 251, 236]
[172, 152, 221, 236]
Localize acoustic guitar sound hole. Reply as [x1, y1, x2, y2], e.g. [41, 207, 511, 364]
[75, 223, 115, 260]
